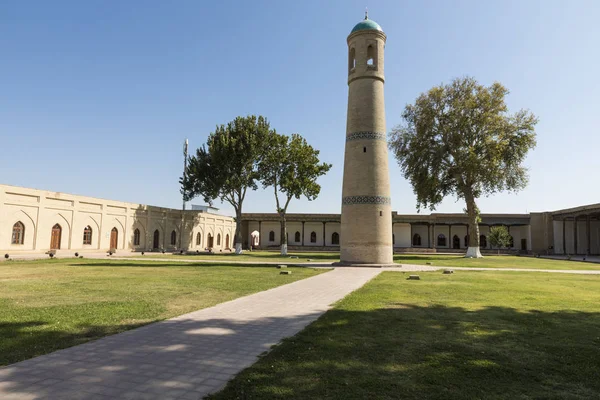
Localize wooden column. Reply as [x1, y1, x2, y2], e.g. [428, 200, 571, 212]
[427, 223, 431, 248]
[432, 223, 436, 249]
[562, 219, 566, 255]
[587, 215, 591, 256]
[258, 221, 262, 248]
[574, 217, 578, 255]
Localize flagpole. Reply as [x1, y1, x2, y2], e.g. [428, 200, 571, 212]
[183, 138, 188, 211]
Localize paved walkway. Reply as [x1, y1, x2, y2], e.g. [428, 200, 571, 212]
[0, 268, 381, 400]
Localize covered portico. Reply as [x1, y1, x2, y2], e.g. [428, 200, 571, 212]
[552, 204, 600, 256]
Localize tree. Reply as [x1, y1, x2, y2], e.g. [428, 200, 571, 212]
[181, 115, 271, 254]
[259, 132, 332, 255]
[389, 77, 537, 258]
[488, 226, 512, 255]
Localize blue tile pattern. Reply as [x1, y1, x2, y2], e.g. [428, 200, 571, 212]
[346, 131, 387, 142]
[342, 195, 391, 205]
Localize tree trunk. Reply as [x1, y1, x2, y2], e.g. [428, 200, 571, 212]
[280, 212, 288, 256]
[234, 208, 243, 254]
[465, 192, 483, 258]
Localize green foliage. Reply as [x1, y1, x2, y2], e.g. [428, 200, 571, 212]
[181, 115, 270, 209]
[259, 132, 331, 249]
[181, 115, 271, 248]
[488, 226, 512, 250]
[389, 77, 537, 248]
[260, 132, 332, 214]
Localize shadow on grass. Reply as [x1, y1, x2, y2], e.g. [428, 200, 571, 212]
[0, 320, 149, 367]
[0, 312, 324, 398]
[146, 252, 340, 261]
[394, 254, 462, 262]
[209, 305, 600, 399]
[3, 305, 599, 399]
[66, 262, 319, 269]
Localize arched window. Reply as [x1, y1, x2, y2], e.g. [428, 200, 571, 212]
[153, 230, 160, 249]
[412, 233, 421, 246]
[437, 234, 446, 247]
[452, 235, 460, 249]
[295, 231, 301, 243]
[133, 228, 141, 246]
[348, 47, 356, 72]
[331, 232, 340, 245]
[217, 233, 221, 246]
[83, 226, 92, 245]
[367, 45, 376, 66]
[196, 232, 202, 246]
[310, 231, 317, 243]
[269, 231, 275, 242]
[170, 230, 177, 246]
[480, 235, 487, 248]
[225, 234, 230, 248]
[11, 222, 24, 245]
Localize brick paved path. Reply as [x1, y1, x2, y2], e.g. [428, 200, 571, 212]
[0, 268, 381, 400]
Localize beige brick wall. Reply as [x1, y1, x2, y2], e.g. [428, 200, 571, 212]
[0, 184, 235, 253]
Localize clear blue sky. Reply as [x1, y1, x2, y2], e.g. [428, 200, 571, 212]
[1, 0, 598, 216]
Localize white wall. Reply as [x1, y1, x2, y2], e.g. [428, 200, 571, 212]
[411, 225, 428, 247]
[392, 223, 411, 247]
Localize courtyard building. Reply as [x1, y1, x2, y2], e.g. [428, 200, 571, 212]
[2, 184, 598, 256]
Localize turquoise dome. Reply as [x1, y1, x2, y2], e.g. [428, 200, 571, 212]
[350, 18, 383, 34]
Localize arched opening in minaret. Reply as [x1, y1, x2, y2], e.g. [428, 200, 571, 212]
[367, 45, 376, 66]
[348, 47, 356, 73]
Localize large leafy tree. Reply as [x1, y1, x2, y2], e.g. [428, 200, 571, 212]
[389, 77, 537, 258]
[181, 115, 271, 254]
[259, 132, 332, 255]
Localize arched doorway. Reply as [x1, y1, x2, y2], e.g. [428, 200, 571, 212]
[412, 233, 421, 246]
[110, 228, 118, 249]
[332, 232, 340, 245]
[207, 233, 214, 248]
[480, 235, 487, 248]
[153, 230, 160, 249]
[50, 224, 62, 249]
[453, 235, 460, 249]
[225, 234, 230, 248]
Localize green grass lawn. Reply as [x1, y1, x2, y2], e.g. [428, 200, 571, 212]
[211, 271, 600, 399]
[0, 259, 325, 366]
[394, 254, 600, 270]
[124, 250, 339, 263]
[127, 250, 600, 270]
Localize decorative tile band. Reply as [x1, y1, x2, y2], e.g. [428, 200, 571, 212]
[346, 131, 387, 142]
[342, 195, 391, 205]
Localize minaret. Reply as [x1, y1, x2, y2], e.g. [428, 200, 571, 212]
[339, 13, 393, 265]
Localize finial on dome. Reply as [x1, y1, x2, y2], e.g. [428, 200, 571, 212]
[365, 7, 368, 20]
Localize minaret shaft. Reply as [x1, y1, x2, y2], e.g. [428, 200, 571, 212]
[340, 22, 393, 265]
